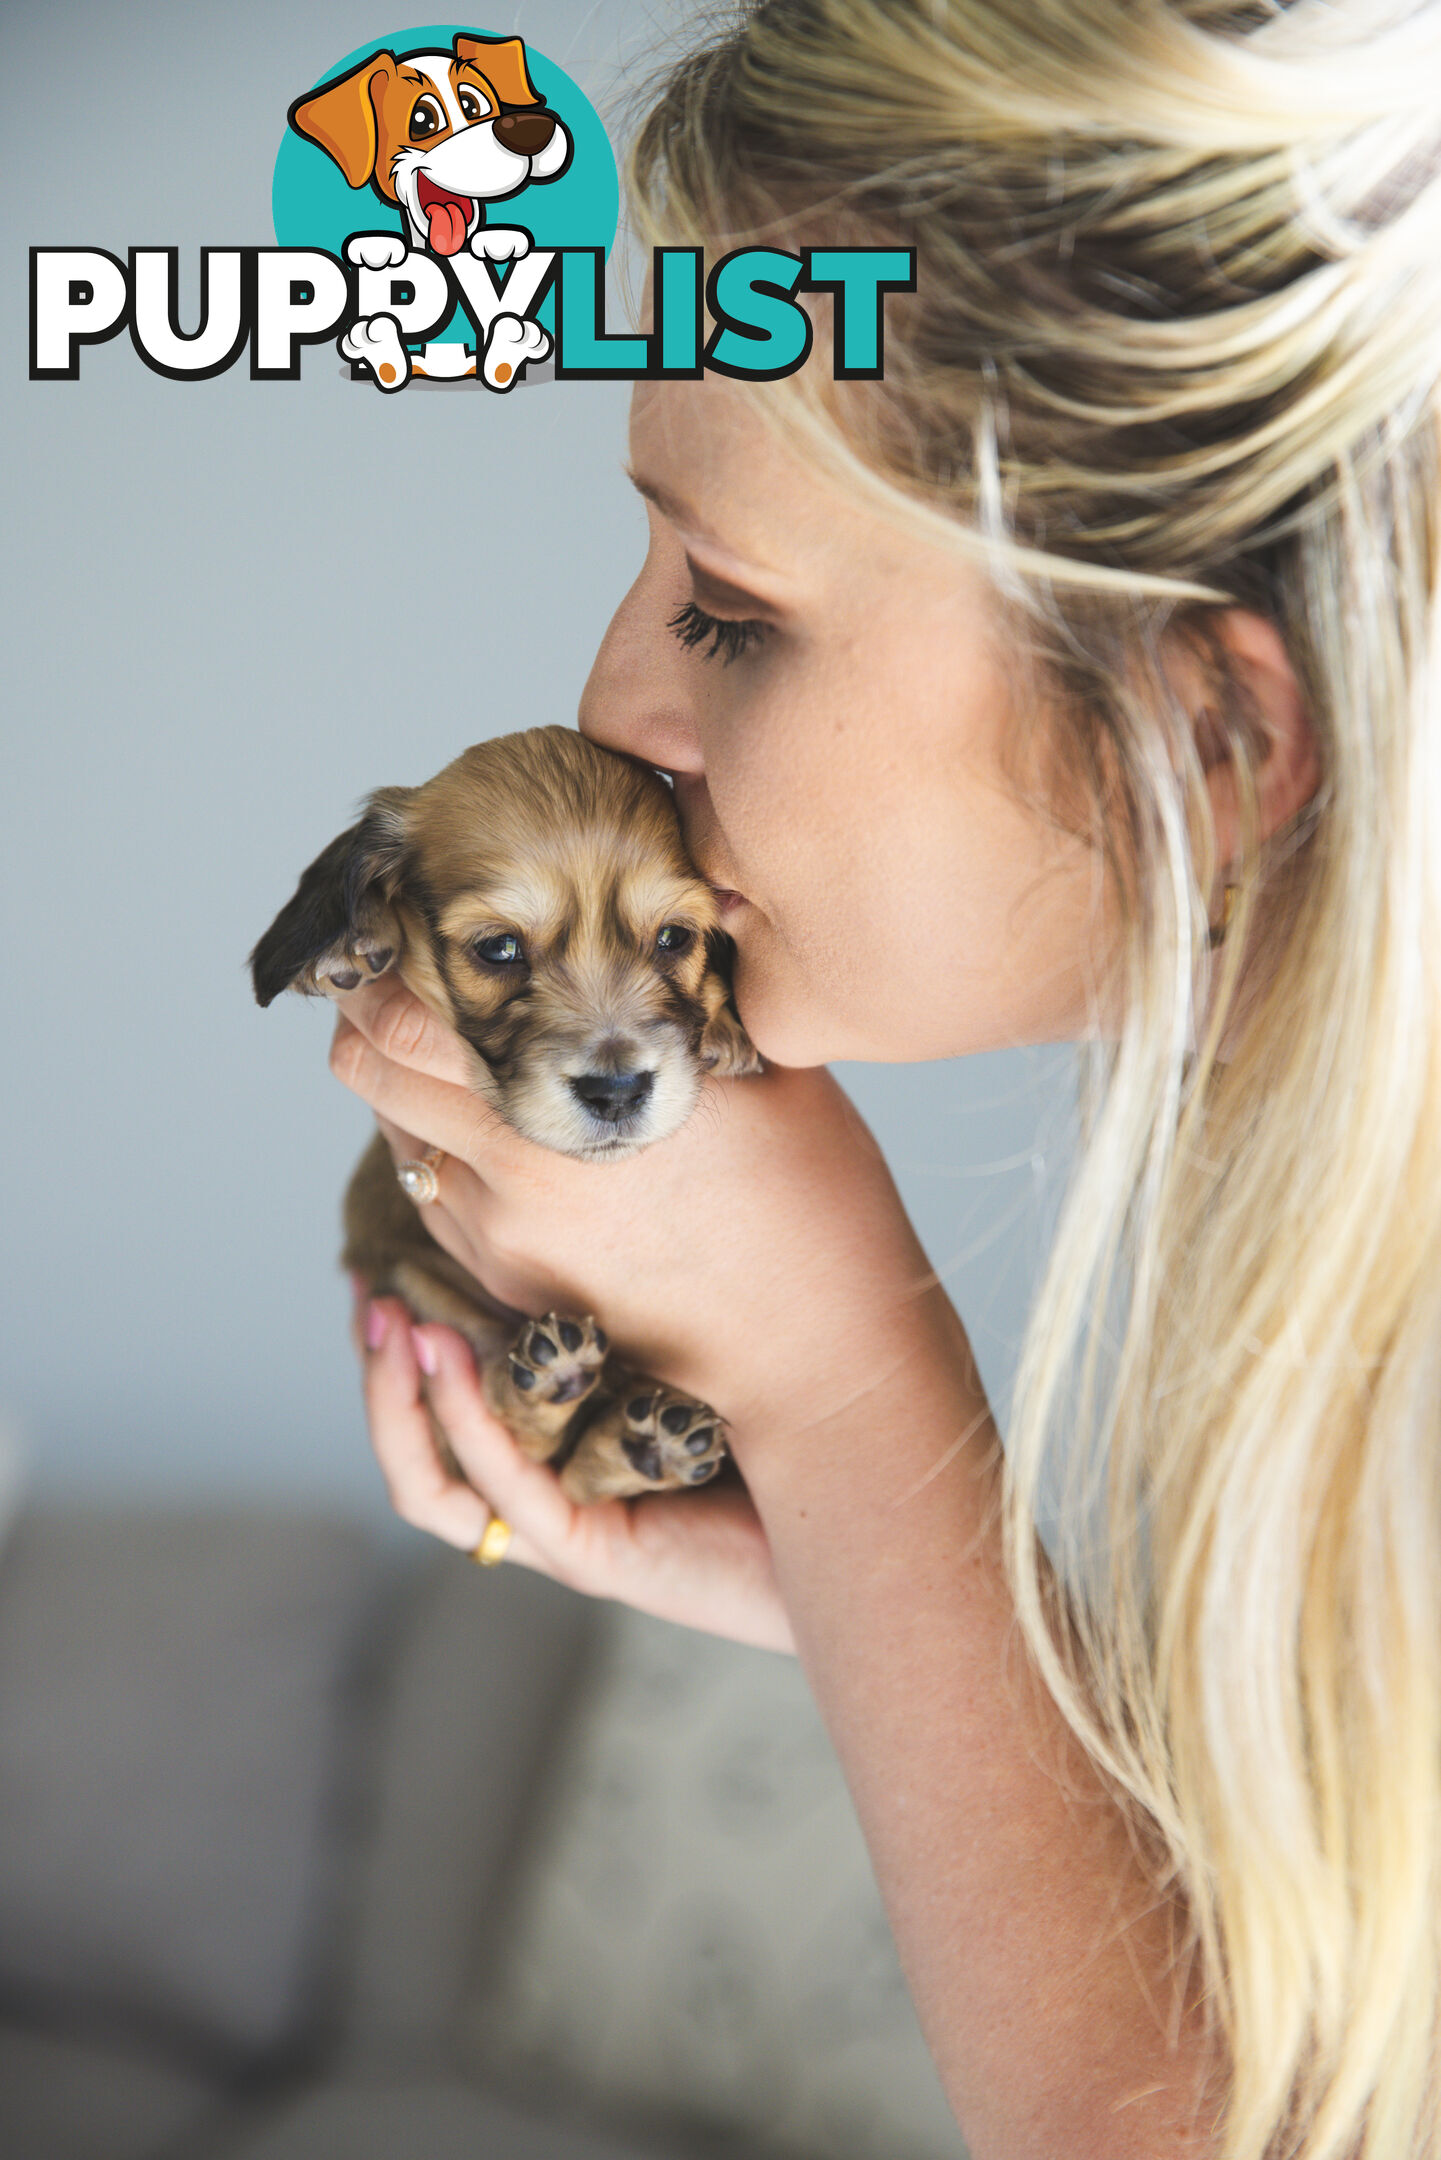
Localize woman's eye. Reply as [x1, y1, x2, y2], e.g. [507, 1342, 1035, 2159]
[668, 599, 770, 666]
[409, 97, 444, 140]
[656, 923, 695, 955]
[472, 932, 525, 966]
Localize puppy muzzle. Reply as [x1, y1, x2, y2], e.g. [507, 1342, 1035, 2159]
[568, 1069, 655, 1123]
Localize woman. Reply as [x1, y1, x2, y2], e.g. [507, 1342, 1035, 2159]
[332, 2, 1441, 2154]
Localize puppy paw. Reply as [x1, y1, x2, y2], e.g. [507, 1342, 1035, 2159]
[698, 1001, 763, 1077]
[470, 225, 532, 263]
[483, 313, 551, 390]
[506, 1312, 608, 1407]
[620, 1387, 727, 1487]
[340, 313, 410, 391]
[311, 937, 396, 993]
[345, 232, 408, 272]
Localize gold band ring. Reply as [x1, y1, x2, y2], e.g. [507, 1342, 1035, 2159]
[397, 1145, 445, 1205]
[474, 1516, 513, 1568]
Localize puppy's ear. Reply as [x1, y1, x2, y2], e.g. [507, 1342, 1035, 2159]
[453, 34, 541, 107]
[250, 790, 411, 1008]
[696, 932, 764, 1077]
[289, 53, 397, 188]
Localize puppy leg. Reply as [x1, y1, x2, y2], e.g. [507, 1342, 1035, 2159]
[558, 1382, 728, 1503]
[482, 314, 551, 390]
[340, 313, 411, 392]
[482, 1312, 610, 1464]
[696, 954, 763, 1076]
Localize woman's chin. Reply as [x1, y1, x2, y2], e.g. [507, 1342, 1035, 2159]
[731, 973, 837, 1070]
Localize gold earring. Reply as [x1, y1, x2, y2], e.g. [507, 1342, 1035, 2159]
[1208, 883, 1238, 949]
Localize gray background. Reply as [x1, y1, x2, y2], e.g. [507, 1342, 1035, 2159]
[1, 0, 1075, 1515]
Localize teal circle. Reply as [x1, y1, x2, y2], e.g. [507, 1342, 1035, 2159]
[271, 24, 619, 344]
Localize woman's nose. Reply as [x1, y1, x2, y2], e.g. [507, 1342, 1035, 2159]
[578, 562, 706, 776]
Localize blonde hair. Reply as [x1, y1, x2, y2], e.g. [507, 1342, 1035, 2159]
[626, 4, 1441, 2155]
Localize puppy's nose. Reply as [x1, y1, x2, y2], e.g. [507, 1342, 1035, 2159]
[569, 1070, 654, 1121]
[495, 110, 556, 155]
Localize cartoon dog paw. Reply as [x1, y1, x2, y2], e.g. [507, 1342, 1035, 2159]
[483, 313, 551, 390]
[340, 313, 411, 392]
[344, 233, 408, 272]
[470, 226, 532, 263]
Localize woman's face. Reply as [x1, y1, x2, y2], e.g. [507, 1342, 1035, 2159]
[579, 380, 1114, 1067]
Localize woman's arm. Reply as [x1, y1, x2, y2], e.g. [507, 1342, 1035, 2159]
[333, 976, 1223, 2159]
[730, 1316, 1223, 2160]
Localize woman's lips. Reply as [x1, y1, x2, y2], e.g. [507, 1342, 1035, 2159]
[708, 884, 746, 916]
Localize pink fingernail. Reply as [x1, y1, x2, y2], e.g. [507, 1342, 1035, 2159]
[365, 1303, 389, 1352]
[412, 1328, 438, 1377]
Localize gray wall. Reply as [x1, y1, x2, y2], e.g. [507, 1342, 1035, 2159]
[1, 0, 1075, 1515]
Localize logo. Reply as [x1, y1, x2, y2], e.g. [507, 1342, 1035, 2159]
[29, 23, 914, 391]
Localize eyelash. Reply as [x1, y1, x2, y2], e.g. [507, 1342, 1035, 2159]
[668, 599, 771, 666]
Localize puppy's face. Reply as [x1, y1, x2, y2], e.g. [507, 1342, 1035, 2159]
[288, 36, 571, 259]
[252, 729, 760, 1160]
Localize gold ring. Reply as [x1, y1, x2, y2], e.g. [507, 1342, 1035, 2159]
[474, 1515, 512, 1568]
[397, 1145, 445, 1205]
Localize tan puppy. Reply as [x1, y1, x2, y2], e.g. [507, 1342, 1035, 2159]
[252, 728, 761, 1502]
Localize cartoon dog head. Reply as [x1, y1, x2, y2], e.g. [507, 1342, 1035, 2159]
[250, 729, 761, 1161]
[289, 33, 571, 258]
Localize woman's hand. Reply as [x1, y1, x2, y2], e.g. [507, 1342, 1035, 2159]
[331, 972, 957, 1647]
[330, 973, 946, 1437]
[355, 1289, 794, 1651]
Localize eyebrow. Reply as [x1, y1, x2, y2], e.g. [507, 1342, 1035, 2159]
[624, 467, 716, 540]
[623, 465, 786, 589]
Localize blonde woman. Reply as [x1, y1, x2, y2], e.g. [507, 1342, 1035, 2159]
[331, 2, 1441, 2154]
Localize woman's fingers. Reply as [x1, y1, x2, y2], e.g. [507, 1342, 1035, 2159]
[330, 1015, 504, 1162]
[413, 1324, 592, 1582]
[361, 1302, 581, 1582]
[335, 974, 476, 1087]
[360, 1300, 493, 1553]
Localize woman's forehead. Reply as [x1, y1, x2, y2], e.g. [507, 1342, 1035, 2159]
[627, 378, 860, 584]
[626, 377, 982, 609]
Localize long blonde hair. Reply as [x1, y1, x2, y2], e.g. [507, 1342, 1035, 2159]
[626, 4, 1441, 2154]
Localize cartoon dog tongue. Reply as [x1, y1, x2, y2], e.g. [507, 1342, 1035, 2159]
[416, 178, 472, 256]
[425, 196, 471, 255]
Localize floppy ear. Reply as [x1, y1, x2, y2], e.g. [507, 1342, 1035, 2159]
[454, 33, 540, 107]
[696, 931, 764, 1077]
[288, 53, 397, 187]
[250, 791, 411, 1007]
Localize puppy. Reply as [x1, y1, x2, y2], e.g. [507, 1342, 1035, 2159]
[289, 32, 568, 389]
[252, 728, 761, 1503]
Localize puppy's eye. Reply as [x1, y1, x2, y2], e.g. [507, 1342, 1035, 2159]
[409, 96, 445, 141]
[472, 932, 526, 966]
[656, 924, 694, 956]
[457, 87, 488, 123]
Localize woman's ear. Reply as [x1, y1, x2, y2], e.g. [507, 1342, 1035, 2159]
[1175, 609, 1322, 872]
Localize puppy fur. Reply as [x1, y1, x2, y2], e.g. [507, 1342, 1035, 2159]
[252, 727, 761, 1502]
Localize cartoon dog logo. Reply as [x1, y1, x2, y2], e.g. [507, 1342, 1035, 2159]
[289, 32, 571, 390]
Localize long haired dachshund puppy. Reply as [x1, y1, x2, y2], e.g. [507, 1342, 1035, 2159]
[252, 727, 761, 1503]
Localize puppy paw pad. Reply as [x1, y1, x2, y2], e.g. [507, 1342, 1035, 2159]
[511, 1312, 607, 1404]
[622, 1390, 727, 1486]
